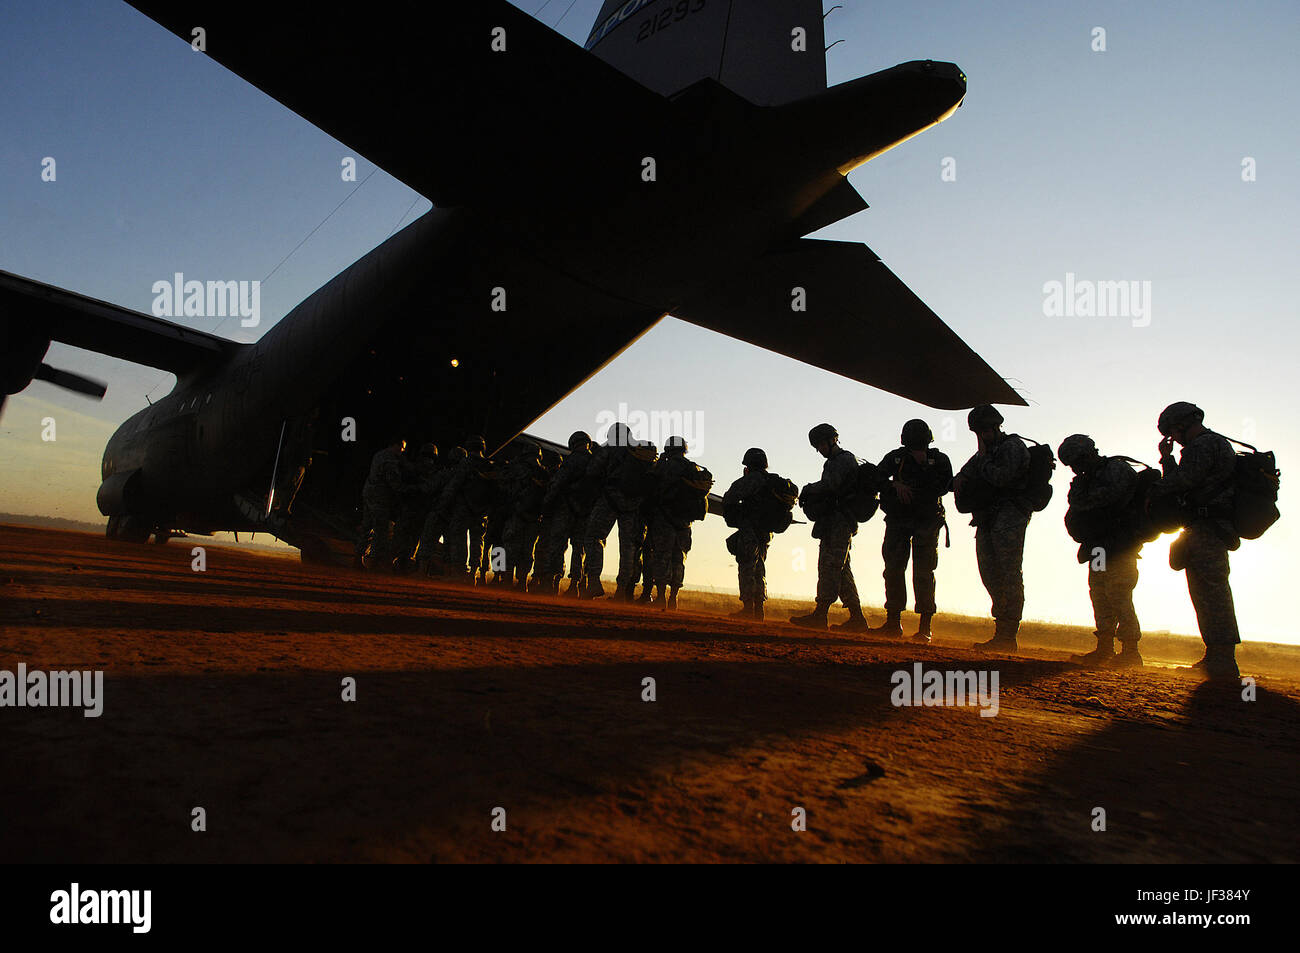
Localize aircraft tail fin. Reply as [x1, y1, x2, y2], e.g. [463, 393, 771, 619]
[585, 0, 826, 105]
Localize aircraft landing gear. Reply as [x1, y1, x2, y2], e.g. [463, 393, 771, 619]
[106, 514, 153, 543]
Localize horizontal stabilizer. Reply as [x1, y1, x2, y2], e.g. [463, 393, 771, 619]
[126, 1, 670, 208]
[672, 240, 1024, 409]
[0, 270, 241, 376]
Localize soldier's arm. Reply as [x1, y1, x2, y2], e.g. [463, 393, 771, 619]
[1159, 441, 1212, 493]
[978, 438, 1029, 488]
[935, 454, 955, 496]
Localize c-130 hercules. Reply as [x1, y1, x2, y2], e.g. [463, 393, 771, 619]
[0, 0, 1022, 562]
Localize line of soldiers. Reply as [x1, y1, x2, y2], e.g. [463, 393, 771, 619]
[358, 398, 1247, 679]
[783, 402, 1245, 678]
[358, 424, 714, 609]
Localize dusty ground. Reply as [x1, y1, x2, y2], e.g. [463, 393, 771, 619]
[1, 523, 1297, 863]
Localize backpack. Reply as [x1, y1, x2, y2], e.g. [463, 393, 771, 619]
[739, 473, 799, 534]
[618, 444, 659, 498]
[664, 462, 713, 525]
[841, 460, 881, 523]
[1223, 435, 1280, 539]
[463, 458, 499, 513]
[1011, 435, 1055, 512]
[1064, 457, 1163, 548]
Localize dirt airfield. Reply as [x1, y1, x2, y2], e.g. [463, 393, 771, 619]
[1, 522, 1297, 863]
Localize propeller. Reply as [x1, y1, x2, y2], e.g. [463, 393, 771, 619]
[32, 363, 108, 399]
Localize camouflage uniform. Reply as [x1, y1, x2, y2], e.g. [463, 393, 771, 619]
[582, 441, 655, 597]
[360, 444, 405, 567]
[501, 452, 546, 586]
[647, 452, 700, 592]
[876, 446, 953, 615]
[957, 434, 1031, 624]
[439, 453, 493, 580]
[393, 451, 441, 564]
[1160, 431, 1240, 646]
[536, 444, 593, 588]
[722, 469, 774, 608]
[810, 447, 862, 608]
[1066, 455, 1142, 644]
[417, 450, 463, 572]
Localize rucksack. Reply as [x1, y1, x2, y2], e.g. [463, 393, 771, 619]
[1064, 457, 1163, 548]
[1011, 435, 1055, 512]
[1222, 435, 1280, 539]
[841, 460, 881, 523]
[664, 462, 713, 525]
[618, 444, 659, 498]
[740, 473, 799, 534]
[463, 458, 499, 513]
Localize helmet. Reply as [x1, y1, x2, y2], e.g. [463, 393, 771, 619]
[1157, 401, 1204, 436]
[1057, 434, 1097, 468]
[464, 434, 487, 454]
[664, 435, 687, 455]
[607, 422, 632, 447]
[742, 447, 768, 469]
[567, 430, 591, 452]
[900, 419, 933, 450]
[448, 446, 468, 461]
[418, 442, 439, 460]
[541, 449, 562, 469]
[808, 423, 838, 447]
[967, 405, 1004, 432]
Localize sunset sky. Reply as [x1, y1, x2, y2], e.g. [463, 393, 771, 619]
[2, 0, 1296, 643]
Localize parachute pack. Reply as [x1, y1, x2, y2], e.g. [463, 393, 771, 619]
[1223, 435, 1281, 539]
[799, 458, 880, 525]
[618, 443, 659, 499]
[1012, 435, 1056, 512]
[1064, 456, 1164, 552]
[663, 462, 713, 525]
[729, 472, 800, 534]
[955, 436, 1054, 514]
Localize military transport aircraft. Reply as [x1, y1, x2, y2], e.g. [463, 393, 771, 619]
[0, 0, 1023, 562]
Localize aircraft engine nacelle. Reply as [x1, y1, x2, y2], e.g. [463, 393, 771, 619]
[96, 468, 146, 517]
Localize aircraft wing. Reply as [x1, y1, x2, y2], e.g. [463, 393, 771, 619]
[671, 239, 1024, 409]
[125, 1, 671, 208]
[0, 269, 240, 377]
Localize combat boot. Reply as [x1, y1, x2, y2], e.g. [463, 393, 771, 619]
[912, 613, 934, 644]
[667, 588, 679, 610]
[651, 585, 668, 611]
[1071, 633, 1115, 666]
[834, 605, 871, 632]
[869, 610, 904, 637]
[637, 584, 654, 604]
[564, 580, 582, 598]
[730, 601, 752, 618]
[790, 604, 829, 629]
[1191, 644, 1239, 679]
[974, 618, 1019, 652]
[1109, 640, 1144, 668]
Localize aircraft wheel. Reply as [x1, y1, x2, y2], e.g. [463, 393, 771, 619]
[298, 535, 332, 565]
[152, 530, 171, 544]
[105, 515, 121, 539]
[117, 515, 152, 543]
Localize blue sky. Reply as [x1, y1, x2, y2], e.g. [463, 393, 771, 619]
[2, 0, 1297, 642]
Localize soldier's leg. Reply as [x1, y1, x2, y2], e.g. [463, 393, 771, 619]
[671, 525, 690, 590]
[755, 533, 770, 607]
[987, 506, 1027, 622]
[468, 518, 486, 582]
[838, 534, 860, 610]
[735, 529, 759, 604]
[815, 537, 845, 608]
[583, 499, 617, 595]
[615, 509, 644, 590]
[975, 525, 997, 616]
[1183, 526, 1240, 646]
[445, 515, 469, 575]
[911, 525, 940, 616]
[881, 521, 911, 613]
[1112, 550, 1141, 644]
[650, 515, 673, 601]
[371, 499, 396, 568]
[1088, 564, 1120, 640]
